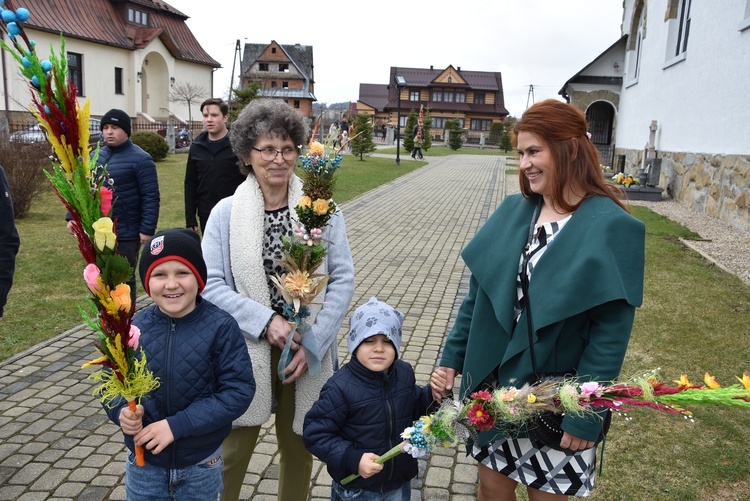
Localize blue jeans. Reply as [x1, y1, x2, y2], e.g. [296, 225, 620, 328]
[331, 481, 411, 501]
[125, 452, 223, 500]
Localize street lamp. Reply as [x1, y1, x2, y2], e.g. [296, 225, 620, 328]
[394, 74, 406, 165]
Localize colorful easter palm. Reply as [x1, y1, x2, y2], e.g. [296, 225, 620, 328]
[341, 370, 750, 485]
[0, 0, 158, 466]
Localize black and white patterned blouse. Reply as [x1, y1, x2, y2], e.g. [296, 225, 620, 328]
[263, 207, 293, 312]
[514, 214, 572, 322]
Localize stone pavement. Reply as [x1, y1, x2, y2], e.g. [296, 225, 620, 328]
[0, 153, 511, 500]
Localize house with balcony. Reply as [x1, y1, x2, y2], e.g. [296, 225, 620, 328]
[560, 0, 750, 232]
[0, 0, 218, 133]
[356, 65, 509, 143]
[239, 41, 315, 119]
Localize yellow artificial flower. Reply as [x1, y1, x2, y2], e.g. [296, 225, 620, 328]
[283, 270, 314, 297]
[673, 374, 692, 387]
[297, 195, 312, 209]
[92, 217, 117, 251]
[111, 284, 132, 313]
[312, 198, 330, 215]
[527, 393, 537, 403]
[704, 372, 721, 389]
[736, 373, 750, 390]
[308, 141, 325, 156]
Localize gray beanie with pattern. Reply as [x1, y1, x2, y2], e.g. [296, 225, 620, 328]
[346, 296, 404, 358]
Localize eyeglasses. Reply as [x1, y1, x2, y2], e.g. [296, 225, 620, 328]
[251, 146, 298, 161]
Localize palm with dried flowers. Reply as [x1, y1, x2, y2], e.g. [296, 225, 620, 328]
[270, 117, 345, 380]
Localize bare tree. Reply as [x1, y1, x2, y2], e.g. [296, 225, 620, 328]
[169, 82, 207, 124]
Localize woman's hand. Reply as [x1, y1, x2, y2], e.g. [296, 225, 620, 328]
[559, 432, 595, 451]
[265, 314, 301, 351]
[432, 366, 457, 401]
[281, 345, 308, 384]
[430, 368, 452, 400]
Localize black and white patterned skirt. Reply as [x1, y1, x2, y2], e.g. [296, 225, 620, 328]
[472, 437, 598, 496]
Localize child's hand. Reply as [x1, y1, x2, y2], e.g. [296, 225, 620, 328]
[357, 452, 384, 479]
[135, 419, 174, 455]
[119, 404, 144, 436]
[430, 368, 454, 401]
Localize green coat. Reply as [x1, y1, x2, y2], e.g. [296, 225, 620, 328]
[440, 194, 645, 445]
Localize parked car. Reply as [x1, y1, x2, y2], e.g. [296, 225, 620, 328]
[10, 118, 102, 147]
[9, 123, 46, 144]
[88, 118, 102, 148]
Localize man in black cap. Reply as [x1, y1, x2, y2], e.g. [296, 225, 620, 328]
[66, 108, 160, 305]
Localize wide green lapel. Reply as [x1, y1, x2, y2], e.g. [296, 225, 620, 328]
[461, 194, 537, 335]
[527, 196, 644, 331]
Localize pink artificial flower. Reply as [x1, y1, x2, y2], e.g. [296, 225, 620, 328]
[580, 382, 601, 397]
[471, 390, 492, 402]
[83, 263, 102, 294]
[100, 186, 113, 216]
[128, 325, 141, 349]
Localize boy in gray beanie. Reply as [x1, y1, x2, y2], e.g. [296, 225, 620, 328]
[304, 297, 449, 500]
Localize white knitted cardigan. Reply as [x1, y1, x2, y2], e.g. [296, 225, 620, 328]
[227, 173, 334, 434]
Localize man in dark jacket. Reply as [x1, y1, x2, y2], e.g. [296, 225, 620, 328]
[67, 109, 160, 305]
[184, 98, 245, 234]
[0, 164, 20, 321]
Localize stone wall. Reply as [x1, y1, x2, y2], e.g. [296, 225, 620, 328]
[617, 147, 750, 233]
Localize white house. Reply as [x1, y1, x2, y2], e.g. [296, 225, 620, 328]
[0, 0, 218, 128]
[560, 0, 750, 232]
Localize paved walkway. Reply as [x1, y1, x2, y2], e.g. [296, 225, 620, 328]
[0, 154, 510, 500]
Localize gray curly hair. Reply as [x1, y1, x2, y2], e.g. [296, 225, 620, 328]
[230, 98, 308, 175]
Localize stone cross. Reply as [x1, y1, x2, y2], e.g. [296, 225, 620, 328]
[647, 120, 658, 159]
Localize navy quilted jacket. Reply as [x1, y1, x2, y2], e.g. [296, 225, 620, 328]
[303, 357, 436, 491]
[96, 139, 160, 241]
[105, 297, 255, 469]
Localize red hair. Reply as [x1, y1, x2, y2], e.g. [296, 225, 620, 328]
[512, 99, 627, 213]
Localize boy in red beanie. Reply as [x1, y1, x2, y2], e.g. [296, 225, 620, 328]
[104, 228, 255, 499]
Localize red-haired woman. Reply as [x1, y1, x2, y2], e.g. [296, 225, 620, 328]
[434, 99, 645, 499]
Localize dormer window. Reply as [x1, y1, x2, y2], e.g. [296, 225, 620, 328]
[128, 8, 148, 26]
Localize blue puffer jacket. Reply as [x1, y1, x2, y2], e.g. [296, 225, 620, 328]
[303, 357, 436, 491]
[105, 297, 255, 469]
[97, 139, 160, 241]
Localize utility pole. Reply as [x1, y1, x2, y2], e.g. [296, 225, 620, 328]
[525, 84, 536, 110]
[227, 39, 242, 112]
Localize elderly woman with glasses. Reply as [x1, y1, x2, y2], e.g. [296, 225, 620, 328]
[201, 98, 355, 501]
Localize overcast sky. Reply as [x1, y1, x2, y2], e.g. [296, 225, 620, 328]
[168, 0, 624, 117]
